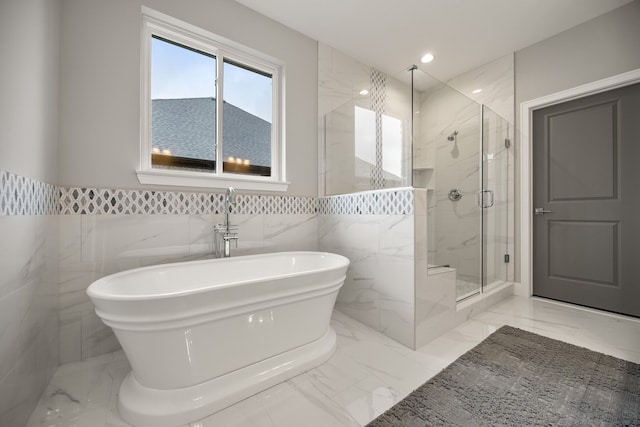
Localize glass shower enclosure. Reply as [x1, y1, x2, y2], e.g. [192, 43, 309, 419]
[412, 68, 512, 300]
[322, 65, 513, 301]
[323, 69, 413, 195]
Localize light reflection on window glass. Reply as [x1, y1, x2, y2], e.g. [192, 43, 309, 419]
[223, 60, 273, 176]
[151, 36, 217, 171]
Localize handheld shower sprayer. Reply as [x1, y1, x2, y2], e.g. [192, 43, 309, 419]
[447, 130, 459, 142]
[224, 187, 236, 232]
[225, 187, 236, 213]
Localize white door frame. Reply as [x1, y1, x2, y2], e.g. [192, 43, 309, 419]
[519, 68, 640, 296]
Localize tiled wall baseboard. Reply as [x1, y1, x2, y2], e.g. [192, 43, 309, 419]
[1, 169, 413, 216]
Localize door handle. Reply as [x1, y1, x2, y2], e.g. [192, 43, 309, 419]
[478, 190, 494, 208]
[534, 207, 552, 215]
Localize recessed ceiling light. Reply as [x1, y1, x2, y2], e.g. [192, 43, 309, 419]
[420, 53, 434, 64]
[472, 88, 482, 94]
[359, 89, 369, 96]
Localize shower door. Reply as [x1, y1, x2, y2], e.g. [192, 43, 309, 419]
[416, 76, 483, 300]
[482, 106, 511, 289]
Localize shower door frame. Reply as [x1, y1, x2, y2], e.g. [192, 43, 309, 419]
[480, 105, 512, 295]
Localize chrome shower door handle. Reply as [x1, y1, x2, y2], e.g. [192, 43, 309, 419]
[477, 190, 494, 208]
[534, 207, 552, 215]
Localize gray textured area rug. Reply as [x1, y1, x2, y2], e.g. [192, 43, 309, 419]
[367, 326, 640, 426]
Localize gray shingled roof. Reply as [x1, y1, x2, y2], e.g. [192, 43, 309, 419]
[151, 98, 271, 167]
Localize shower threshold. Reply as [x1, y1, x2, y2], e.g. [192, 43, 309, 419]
[457, 289, 481, 302]
[456, 279, 511, 303]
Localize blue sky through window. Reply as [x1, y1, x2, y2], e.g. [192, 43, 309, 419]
[151, 37, 273, 123]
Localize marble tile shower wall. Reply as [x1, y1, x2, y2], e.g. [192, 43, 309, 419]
[318, 188, 418, 349]
[447, 54, 514, 125]
[445, 54, 516, 285]
[420, 86, 482, 283]
[0, 171, 60, 427]
[418, 54, 515, 286]
[59, 188, 318, 364]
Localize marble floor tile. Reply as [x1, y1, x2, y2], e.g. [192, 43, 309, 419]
[190, 396, 274, 427]
[331, 376, 406, 426]
[26, 296, 640, 427]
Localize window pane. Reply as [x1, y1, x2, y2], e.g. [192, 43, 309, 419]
[222, 60, 272, 176]
[151, 36, 217, 172]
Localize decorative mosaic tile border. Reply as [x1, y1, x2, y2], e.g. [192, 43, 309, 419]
[59, 188, 317, 215]
[234, 194, 317, 216]
[1, 169, 412, 216]
[318, 188, 413, 215]
[59, 187, 218, 215]
[370, 68, 387, 190]
[0, 170, 59, 215]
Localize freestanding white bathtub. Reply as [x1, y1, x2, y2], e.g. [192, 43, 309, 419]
[87, 251, 349, 427]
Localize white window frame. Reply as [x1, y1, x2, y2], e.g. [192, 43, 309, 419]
[137, 7, 288, 192]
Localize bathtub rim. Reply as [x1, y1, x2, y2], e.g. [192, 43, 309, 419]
[96, 277, 345, 332]
[87, 251, 350, 301]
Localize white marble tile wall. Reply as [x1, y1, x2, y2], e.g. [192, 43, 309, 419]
[416, 267, 456, 348]
[323, 99, 363, 195]
[447, 53, 515, 125]
[446, 53, 516, 285]
[318, 43, 370, 197]
[415, 53, 516, 291]
[319, 187, 479, 350]
[413, 188, 457, 348]
[0, 209, 59, 425]
[318, 43, 370, 120]
[319, 188, 416, 349]
[59, 211, 318, 364]
[412, 188, 503, 349]
[419, 84, 483, 284]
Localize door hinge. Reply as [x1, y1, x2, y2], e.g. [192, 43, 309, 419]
[504, 254, 510, 263]
[504, 138, 511, 148]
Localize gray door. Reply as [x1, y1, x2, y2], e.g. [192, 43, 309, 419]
[532, 82, 640, 318]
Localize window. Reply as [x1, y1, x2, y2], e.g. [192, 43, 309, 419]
[137, 8, 287, 191]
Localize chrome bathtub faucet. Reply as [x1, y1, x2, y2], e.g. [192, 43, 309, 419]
[214, 187, 239, 257]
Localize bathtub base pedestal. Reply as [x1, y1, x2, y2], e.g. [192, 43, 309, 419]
[118, 328, 337, 427]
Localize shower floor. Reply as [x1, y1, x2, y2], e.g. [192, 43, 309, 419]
[456, 278, 481, 301]
[427, 265, 481, 302]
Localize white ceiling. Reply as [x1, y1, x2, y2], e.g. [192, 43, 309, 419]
[234, 0, 633, 81]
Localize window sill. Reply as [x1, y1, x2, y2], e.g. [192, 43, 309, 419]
[136, 169, 290, 192]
